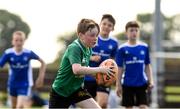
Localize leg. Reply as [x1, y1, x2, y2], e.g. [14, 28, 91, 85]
[76, 98, 101, 108]
[15, 86, 31, 109]
[125, 107, 133, 109]
[139, 104, 148, 109]
[96, 85, 110, 108]
[72, 87, 100, 108]
[96, 91, 109, 108]
[8, 87, 17, 109]
[136, 84, 149, 109]
[16, 95, 29, 109]
[122, 86, 135, 108]
[9, 96, 17, 109]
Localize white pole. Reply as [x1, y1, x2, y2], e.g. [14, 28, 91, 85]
[151, 0, 164, 107]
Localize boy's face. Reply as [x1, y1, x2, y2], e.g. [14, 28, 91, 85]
[126, 27, 139, 41]
[12, 34, 25, 49]
[100, 18, 114, 36]
[81, 27, 99, 48]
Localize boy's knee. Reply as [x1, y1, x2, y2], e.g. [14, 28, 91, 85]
[139, 104, 148, 109]
[99, 100, 108, 108]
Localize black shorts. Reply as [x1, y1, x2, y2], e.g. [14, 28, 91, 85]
[84, 80, 97, 98]
[122, 84, 148, 107]
[49, 87, 92, 108]
[97, 85, 110, 94]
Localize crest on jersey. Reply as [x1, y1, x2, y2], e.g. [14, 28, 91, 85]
[108, 45, 113, 49]
[125, 50, 129, 54]
[10, 57, 14, 61]
[140, 50, 145, 55]
[23, 56, 28, 61]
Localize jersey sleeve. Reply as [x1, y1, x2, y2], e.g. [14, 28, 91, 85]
[68, 45, 82, 65]
[0, 52, 9, 67]
[111, 41, 118, 58]
[145, 46, 150, 65]
[115, 47, 124, 67]
[30, 51, 40, 60]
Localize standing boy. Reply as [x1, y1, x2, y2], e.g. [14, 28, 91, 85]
[49, 18, 114, 108]
[84, 14, 118, 108]
[0, 31, 46, 109]
[115, 21, 154, 109]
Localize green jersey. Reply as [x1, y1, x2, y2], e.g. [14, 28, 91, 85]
[52, 39, 92, 97]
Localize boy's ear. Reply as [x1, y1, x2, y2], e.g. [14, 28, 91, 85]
[78, 33, 82, 37]
[78, 33, 83, 39]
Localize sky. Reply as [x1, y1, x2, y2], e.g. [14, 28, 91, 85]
[0, 0, 180, 66]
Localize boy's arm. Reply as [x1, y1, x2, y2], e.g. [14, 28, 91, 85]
[116, 67, 123, 86]
[35, 58, 46, 88]
[72, 63, 113, 77]
[116, 67, 123, 97]
[145, 64, 154, 89]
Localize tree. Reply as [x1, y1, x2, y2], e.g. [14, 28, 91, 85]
[0, 10, 30, 55]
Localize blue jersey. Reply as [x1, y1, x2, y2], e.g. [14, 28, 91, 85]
[0, 48, 40, 88]
[85, 35, 118, 81]
[115, 41, 150, 87]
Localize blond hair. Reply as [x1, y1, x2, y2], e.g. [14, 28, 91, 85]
[12, 31, 26, 39]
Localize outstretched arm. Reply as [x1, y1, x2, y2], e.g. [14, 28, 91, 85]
[72, 63, 114, 77]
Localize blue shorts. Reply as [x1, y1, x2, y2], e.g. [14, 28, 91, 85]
[8, 86, 31, 97]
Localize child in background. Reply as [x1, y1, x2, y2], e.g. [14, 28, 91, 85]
[84, 14, 118, 108]
[115, 21, 154, 109]
[0, 31, 46, 109]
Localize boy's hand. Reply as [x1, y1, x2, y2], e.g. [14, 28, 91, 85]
[91, 55, 101, 62]
[35, 77, 44, 88]
[99, 66, 115, 78]
[148, 81, 154, 90]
